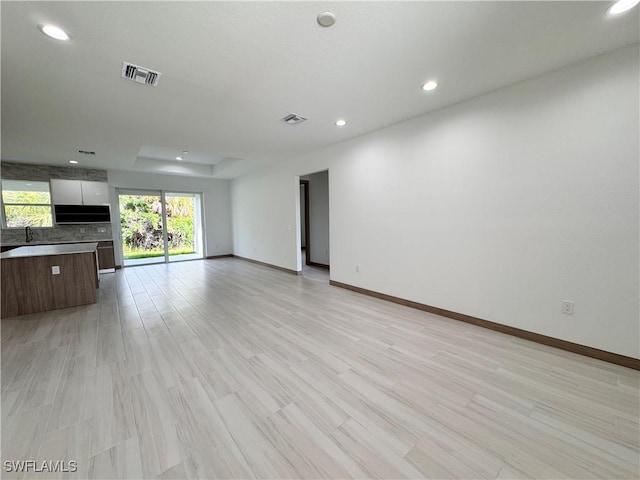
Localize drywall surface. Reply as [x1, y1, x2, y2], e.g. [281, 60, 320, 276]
[107, 170, 232, 265]
[231, 45, 639, 358]
[232, 171, 301, 271]
[301, 171, 330, 265]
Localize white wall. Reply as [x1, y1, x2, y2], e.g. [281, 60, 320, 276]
[231, 45, 639, 358]
[301, 171, 330, 265]
[231, 172, 301, 271]
[107, 170, 232, 266]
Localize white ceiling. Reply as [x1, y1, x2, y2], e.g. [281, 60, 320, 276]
[1, 1, 638, 179]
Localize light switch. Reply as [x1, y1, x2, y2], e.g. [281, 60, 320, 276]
[52, 266, 60, 275]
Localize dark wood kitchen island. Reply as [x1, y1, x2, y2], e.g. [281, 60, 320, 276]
[1, 243, 99, 317]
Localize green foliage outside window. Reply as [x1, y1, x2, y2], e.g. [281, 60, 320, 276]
[1, 182, 53, 228]
[3, 190, 50, 204]
[119, 194, 196, 259]
[4, 205, 53, 228]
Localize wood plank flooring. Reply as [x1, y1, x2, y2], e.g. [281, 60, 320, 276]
[2, 258, 639, 479]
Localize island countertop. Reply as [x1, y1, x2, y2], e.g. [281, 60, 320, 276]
[1, 242, 100, 317]
[0, 242, 98, 259]
[1, 238, 113, 247]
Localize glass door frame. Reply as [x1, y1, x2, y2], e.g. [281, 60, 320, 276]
[165, 190, 205, 263]
[116, 188, 205, 266]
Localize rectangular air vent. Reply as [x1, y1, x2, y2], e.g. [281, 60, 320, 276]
[282, 113, 307, 125]
[121, 62, 161, 87]
[78, 150, 95, 155]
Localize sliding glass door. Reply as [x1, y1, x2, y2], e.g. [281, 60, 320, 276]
[166, 192, 202, 262]
[118, 189, 203, 267]
[119, 191, 165, 266]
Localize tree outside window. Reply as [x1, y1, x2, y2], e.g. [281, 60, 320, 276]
[1, 180, 53, 228]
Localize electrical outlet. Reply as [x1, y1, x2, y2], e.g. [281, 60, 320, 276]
[51, 266, 60, 275]
[561, 300, 574, 315]
[355, 265, 359, 273]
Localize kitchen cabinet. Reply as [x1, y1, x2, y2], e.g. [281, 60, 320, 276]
[50, 179, 83, 204]
[97, 241, 115, 270]
[81, 181, 109, 205]
[50, 179, 109, 205]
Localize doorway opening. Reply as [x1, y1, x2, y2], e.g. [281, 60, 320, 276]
[117, 189, 204, 267]
[299, 170, 329, 279]
[300, 180, 310, 266]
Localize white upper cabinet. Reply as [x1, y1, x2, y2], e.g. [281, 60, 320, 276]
[81, 181, 109, 205]
[50, 179, 83, 204]
[50, 179, 109, 205]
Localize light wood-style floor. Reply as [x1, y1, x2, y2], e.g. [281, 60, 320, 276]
[2, 258, 639, 479]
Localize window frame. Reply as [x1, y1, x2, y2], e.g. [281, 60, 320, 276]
[1, 180, 55, 229]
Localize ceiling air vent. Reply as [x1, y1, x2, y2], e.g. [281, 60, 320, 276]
[282, 113, 307, 125]
[78, 150, 95, 155]
[121, 62, 161, 87]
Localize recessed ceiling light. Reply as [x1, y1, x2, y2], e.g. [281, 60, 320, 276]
[335, 119, 347, 127]
[69, 160, 78, 164]
[182, 151, 189, 155]
[607, 0, 640, 15]
[176, 156, 183, 161]
[38, 24, 70, 41]
[421, 80, 438, 92]
[317, 12, 337, 27]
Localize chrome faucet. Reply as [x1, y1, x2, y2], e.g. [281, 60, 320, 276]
[25, 226, 34, 243]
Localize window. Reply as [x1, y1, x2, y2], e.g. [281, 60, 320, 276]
[1, 180, 53, 228]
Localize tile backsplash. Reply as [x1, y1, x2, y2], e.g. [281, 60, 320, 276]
[1, 224, 112, 245]
[1, 161, 113, 245]
[1, 161, 107, 182]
